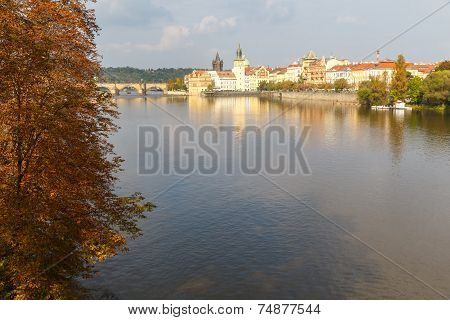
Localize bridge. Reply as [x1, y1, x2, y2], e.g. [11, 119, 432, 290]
[97, 82, 168, 96]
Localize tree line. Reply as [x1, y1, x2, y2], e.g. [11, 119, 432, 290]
[100, 67, 194, 83]
[258, 79, 350, 92]
[358, 56, 450, 108]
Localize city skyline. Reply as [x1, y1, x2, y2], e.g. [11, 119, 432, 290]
[93, 0, 450, 68]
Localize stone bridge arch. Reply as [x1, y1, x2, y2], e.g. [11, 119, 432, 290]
[97, 83, 168, 96]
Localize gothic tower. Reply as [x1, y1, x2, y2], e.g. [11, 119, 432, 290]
[236, 44, 243, 60]
[232, 44, 250, 91]
[212, 52, 224, 72]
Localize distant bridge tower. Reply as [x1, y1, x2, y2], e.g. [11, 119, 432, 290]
[212, 52, 224, 71]
[140, 80, 147, 96]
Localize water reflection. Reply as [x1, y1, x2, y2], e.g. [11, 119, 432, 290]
[86, 96, 450, 299]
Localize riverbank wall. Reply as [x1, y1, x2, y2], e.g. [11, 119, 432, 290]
[262, 91, 359, 104]
[201, 91, 262, 97]
[195, 90, 359, 104]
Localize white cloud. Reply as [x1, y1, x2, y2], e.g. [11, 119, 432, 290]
[106, 25, 190, 53]
[150, 25, 190, 51]
[194, 16, 237, 34]
[104, 15, 236, 54]
[262, 0, 295, 22]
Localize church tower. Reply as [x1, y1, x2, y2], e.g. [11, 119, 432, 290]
[232, 44, 250, 91]
[212, 52, 223, 72]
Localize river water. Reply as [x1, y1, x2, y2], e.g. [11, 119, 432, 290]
[86, 96, 450, 299]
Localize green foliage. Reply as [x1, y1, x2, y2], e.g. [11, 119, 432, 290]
[258, 80, 333, 91]
[406, 76, 424, 104]
[390, 54, 408, 102]
[100, 67, 194, 83]
[435, 61, 450, 72]
[422, 70, 450, 106]
[357, 76, 389, 107]
[259, 80, 298, 91]
[167, 78, 187, 91]
[334, 78, 350, 92]
[207, 83, 214, 91]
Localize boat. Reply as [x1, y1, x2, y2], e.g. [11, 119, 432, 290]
[371, 101, 411, 110]
[371, 105, 391, 109]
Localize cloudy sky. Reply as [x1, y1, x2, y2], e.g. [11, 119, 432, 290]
[92, 0, 450, 69]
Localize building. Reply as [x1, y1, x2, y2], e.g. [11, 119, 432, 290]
[187, 70, 213, 94]
[301, 50, 327, 84]
[325, 56, 350, 71]
[232, 44, 251, 91]
[186, 44, 437, 93]
[326, 61, 436, 88]
[208, 71, 237, 91]
[212, 52, 224, 72]
[218, 71, 237, 91]
[326, 63, 375, 87]
[325, 64, 355, 85]
[406, 64, 436, 79]
[286, 62, 302, 82]
[246, 66, 270, 91]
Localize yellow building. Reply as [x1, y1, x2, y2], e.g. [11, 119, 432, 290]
[187, 70, 213, 94]
[301, 51, 327, 84]
[247, 66, 270, 91]
[269, 67, 288, 83]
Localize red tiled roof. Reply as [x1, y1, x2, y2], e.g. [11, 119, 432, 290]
[407, 64, 435, 74]
[328, 61, 436, 74]
[217, 71, 236, 79]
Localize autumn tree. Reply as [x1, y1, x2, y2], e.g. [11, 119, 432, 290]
[167, 78, 187, 91]
[422, 71, 450, 106]
[390, 54, 408, 102]
[357, 76, 389, 107]
[0, 0, 154, 299]
[434, 60, 450, 72]
[334, 78, 350, 92]
[406, 76, 424, 104]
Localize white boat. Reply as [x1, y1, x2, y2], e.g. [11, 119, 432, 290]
[371, 101, 410, 110]
[394, 100, 406, 109]
[371, 105, 391, 109]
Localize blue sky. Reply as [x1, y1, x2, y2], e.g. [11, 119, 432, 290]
[92, 0, 450, 69]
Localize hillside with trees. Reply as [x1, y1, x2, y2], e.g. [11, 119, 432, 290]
[99, 67, 195, 83]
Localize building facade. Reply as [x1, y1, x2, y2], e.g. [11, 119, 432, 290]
[187, 70, 213, 94]
[301, 51, 326, 84]
[208, 71, 237, 91]
[326, 61, 436, 88]
[286, 63, 302, 82]
[247, 66, 270, 91]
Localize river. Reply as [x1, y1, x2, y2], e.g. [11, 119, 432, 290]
[85, 95, 450, 299]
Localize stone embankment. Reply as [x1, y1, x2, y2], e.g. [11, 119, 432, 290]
[262, 91, 359, 104]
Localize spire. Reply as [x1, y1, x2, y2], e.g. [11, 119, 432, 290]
[236, 44, 243, 59]
[305, 50, 317, 60]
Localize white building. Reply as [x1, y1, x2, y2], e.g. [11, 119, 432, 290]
[208, 71, 237, 91]
[325, 56, 350, 71]
[286, 62, 302, 82]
